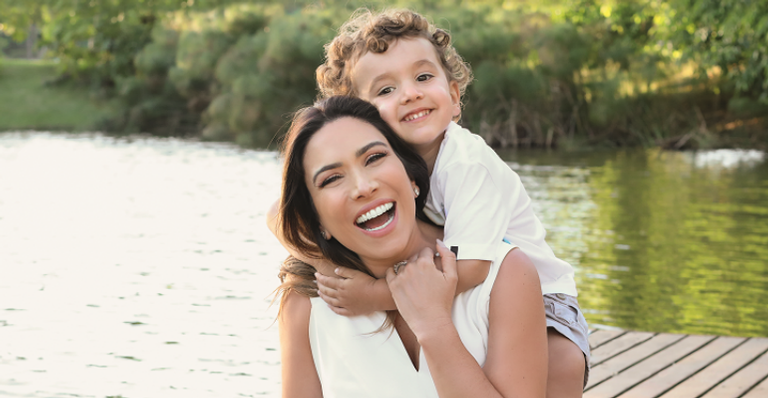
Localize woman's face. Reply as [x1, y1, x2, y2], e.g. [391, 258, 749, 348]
[303, 117, 418, 267]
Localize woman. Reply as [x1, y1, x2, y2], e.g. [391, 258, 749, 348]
[276, 96, 548, 398]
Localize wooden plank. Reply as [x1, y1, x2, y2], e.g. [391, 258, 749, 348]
[590, 331, 655, 366]
[589, 329, 627, 350]
[660, 338, 768, 398]
[586, 333, 686, 390]
[616, 336, 745, 398]
[585, 334, 715, 398]
[741, 375, 768, 398]
[702, 344, 768, 398]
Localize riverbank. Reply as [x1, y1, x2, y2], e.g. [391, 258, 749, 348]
[1, 59, 765, 150]
[0, 59, 115, 132]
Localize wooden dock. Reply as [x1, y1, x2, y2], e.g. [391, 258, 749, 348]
[585, 329, 768, 397]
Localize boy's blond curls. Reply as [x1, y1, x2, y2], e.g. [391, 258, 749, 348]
[316, 9, 473, 103]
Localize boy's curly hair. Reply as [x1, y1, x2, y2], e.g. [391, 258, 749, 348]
[316, 9, 473, 101]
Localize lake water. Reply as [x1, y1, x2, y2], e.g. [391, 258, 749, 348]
[1, 132, 766, 397]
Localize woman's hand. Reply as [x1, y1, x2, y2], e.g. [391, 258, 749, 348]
[385, 240, 458, 339]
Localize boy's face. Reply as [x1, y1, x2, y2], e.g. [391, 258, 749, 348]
[352, 37, 461, 157]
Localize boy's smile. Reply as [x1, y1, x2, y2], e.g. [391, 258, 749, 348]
[352, 37, 461, 163]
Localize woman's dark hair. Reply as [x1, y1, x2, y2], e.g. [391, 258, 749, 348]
[276, 96, 432, 300]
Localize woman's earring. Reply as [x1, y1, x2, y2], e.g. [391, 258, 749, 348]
[413, 186, 420, 198]
[320, 229, 330, 240]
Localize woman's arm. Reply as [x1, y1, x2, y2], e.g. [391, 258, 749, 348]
[279, 291, 323, 398]
[387, 243, 547, 398]
[482, 248, 548, 397]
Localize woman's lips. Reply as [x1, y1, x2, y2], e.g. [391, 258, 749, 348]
[356, 203, 396, 231]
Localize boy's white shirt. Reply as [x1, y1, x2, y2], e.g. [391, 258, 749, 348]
[424, 121, 578, 296]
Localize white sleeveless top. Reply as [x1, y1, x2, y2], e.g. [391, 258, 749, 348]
[308, 242, 516, 398]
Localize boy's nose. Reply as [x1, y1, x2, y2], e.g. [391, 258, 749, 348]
[400, 84, 424, 104]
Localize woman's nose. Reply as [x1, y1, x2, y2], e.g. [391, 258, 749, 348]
[351, 172, 378, 199]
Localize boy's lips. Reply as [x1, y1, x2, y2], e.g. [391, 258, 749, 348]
[402, 108, 432, 122]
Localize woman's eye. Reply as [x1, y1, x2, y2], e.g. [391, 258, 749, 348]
[319, 175, 341, 187]
[377, 86, 394, 96]
[417, 73, 434, 82]
[366, 152, 386, 165]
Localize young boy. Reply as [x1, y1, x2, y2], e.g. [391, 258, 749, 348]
[270, 8, 590, 396]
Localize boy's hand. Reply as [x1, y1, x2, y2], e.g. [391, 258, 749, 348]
[315, 267, 383, 316]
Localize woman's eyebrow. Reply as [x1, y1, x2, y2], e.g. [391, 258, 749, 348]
[311, 141, 387, 185]
[356, 141, 386, 157]
[312, 162, 341, 185]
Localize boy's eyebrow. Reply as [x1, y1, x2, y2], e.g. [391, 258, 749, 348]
[413, 59, 439, 70]
[312, 141, 387, 184]
[363, 59, 438, 92]
[366, 73, 391, 93]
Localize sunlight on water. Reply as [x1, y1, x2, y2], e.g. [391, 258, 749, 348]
[1, 133, 767, 397]
[0, 133, 285, 397]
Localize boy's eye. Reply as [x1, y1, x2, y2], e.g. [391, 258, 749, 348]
[366, 152, 386, 165]
[377, 86, 394, 96]
[319, 174, 341, 188]
[417, 73, 434, 82]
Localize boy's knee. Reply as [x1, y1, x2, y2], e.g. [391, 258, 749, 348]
[547, 329, 585, 382]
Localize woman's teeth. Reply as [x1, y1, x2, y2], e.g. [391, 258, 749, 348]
[356, 202, 393, 225]
[403, 110, 430, 122]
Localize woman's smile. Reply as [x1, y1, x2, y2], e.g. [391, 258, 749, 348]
[355, 201, 395, 230]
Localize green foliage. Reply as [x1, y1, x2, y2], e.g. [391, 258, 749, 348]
[3, 0, 766, 148]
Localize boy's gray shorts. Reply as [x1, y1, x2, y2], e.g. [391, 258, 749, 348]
[544, 293, 591, 387]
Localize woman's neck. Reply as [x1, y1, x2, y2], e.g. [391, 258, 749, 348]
[364, 220, 443, 279]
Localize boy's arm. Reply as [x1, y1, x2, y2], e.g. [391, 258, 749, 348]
[267, 199, 396, 315]
[316, 269, 396, 315]
[455, 259, 491, 294]
[435, 132, 523, 292]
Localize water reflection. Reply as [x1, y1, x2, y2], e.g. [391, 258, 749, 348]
[502, 148, 768, 337]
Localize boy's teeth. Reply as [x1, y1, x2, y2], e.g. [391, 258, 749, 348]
[356, 202, 394, 225]
[404, 110, 430, 121]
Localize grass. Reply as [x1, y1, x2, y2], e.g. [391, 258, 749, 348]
[0, 58, 115, 131]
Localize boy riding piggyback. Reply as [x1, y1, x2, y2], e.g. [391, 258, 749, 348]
[272, 8, 592, 396]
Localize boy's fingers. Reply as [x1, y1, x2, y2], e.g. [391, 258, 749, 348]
[334, 267, 357, 279]
[317, 272, 343, 290]
[316, 281, 337, 296]
[329, 306, 352, 316]
[317, 290, 340, 307]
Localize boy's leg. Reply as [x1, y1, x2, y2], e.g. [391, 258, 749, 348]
[543, 293, 591, 398]
[547, 330, 585, 398]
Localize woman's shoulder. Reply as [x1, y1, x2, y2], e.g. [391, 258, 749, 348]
[492, 247, 541, 300]
[279, 290, 312, 325]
